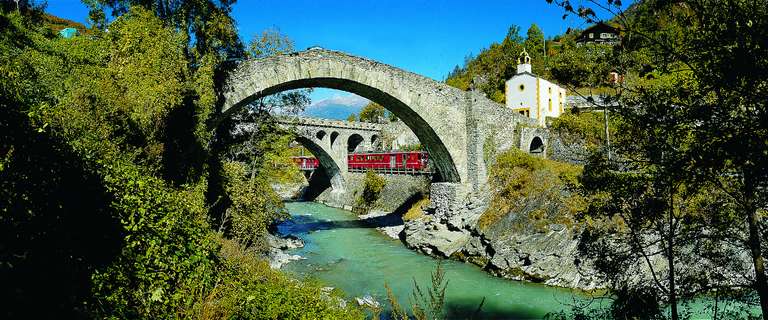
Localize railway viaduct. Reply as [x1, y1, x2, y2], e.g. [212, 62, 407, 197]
[220, 48, 549, 213]
[277, 116, 383, 192]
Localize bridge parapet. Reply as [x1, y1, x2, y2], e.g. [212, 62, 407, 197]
[277, 116, 383, 132]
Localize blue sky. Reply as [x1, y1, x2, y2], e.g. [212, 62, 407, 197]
[46, 0, 623, 110]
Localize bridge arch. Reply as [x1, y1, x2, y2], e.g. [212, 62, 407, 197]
[347, 134, 364, 153]
[220, 49, 471, 183]
[370, 134, 380, 151]
[529, 136, 544, 154]
[294, 135, 345, 195]
[330, 131, 340, 150]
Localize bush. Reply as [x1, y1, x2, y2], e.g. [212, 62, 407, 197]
[354, 170, 387, 214]
[194, 238, 364, 320]
[221, 161, 287, 251]
[549, 110, 606, 147]
[478, 149, 584, 231]
[0, 9, 363, 319]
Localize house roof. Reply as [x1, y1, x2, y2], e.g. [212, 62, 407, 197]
[576, 22, 620, 42]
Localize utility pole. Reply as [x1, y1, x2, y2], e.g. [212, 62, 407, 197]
[604, 105, 611, 161]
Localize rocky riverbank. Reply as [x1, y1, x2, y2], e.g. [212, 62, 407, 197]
[265, 233, 305, 269]
[271, 174, 606, 290]
[400, 193, 606, 291]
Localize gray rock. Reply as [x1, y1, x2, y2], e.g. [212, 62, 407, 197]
[267, 233, 305, 250]
[267, 248, 305, 269]
[355, 294, 380, 309]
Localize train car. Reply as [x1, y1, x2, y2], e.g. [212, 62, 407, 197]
[291, 156, 319, 170]
[347, 151, 429, 173]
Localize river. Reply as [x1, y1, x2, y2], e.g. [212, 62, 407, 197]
[278, 202, 759, 319]
[278, 201, 591, 319]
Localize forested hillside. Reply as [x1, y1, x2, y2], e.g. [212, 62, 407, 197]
[0, 3, 362, 318]
[444, 21, 616, 103]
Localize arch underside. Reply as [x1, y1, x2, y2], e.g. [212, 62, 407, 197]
[294, 135, 344, 195]
[226, 77, 461, 183]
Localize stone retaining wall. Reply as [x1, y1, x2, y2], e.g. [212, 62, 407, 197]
[316, 172, 430, 213]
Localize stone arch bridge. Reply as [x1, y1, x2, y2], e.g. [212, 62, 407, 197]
[220, 49, 548, 212]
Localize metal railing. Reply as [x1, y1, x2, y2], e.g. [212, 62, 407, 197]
[347, 166, 432, 176]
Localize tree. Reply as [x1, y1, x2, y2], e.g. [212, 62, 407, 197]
[210, 28, 310, 247]
[347, 113, 357, 122]
[83, 0, 244, 60]
[547, 0, 768, 318]
[248, 27, 294, 58]
[524, 23, 546, 74]
[358, 101, 386, 123]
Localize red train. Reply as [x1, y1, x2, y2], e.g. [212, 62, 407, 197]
[292, 156, 319, 170]
[291, 151, 430, 173]
[348, 151, 430, 173]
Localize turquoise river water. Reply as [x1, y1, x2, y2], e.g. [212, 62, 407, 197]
[279, 202, 590, 319]
[279, 202, 756, 319]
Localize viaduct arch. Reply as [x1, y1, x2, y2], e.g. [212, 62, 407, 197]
[279, 116, 382, 195]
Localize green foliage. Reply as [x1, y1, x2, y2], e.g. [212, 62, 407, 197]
[85, 0, 244, 59]
[409, 261, 449, 320]
[0, 7, 358, 319]
[548, 43, 612, 89]
[445, 21, 619, 103]
[195, 238, 364, 319]
[549, 110, 607, 148]
[479, 148, 583, 231]
[248, 27, 295, 58]
[90, 161, 218, 318]
[548, 0, 768, 317]
[221, 161, 287, 251]
[524, 23, 546, 73]
[358, 101, 387, 123]
[347, 113, 357, 122]
[385, 261, 452, 320]
[354, 170, 387, 214]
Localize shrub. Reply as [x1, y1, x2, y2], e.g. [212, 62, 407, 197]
[354, 170, 386, 214]
[194, 238, 364, 320]
[221, 161, 287, 251]
[549, 110, 606, 148]
[478, 148, 584, 231]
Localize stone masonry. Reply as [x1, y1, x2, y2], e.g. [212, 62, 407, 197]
[220, 48, 549, 214]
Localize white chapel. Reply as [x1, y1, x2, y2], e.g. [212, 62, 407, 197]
[505, 49, 566, 127]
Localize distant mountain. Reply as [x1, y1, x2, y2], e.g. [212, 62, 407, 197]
[302, 103, 363, 120]
[302, 94, 368, 120]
